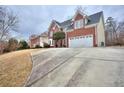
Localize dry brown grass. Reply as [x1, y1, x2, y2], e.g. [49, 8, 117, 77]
[0, 49, 41, 87]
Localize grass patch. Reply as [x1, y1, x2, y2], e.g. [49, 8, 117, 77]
[0, 49, 41, 87]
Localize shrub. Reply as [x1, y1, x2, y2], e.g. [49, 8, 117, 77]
[53, 31, 65, 47]
[3, 48, 10, 53]
[43, 43, 50, 48]
[8, 38, 18, 51]
[18, 40, 30, 50]
[114, 42, 122, 46]
[35, 45, 42, 48]
[62, 45, 66, 47]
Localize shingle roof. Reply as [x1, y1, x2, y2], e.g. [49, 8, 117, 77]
[40, 31, 48, 37]
[60, 19, 72, 27]
[60, 19, 73, 31]
[54, 20, 61, 26]
[54, 11, 103, 31]
[86, 11, 103, 25]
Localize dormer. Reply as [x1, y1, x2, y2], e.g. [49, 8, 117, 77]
[72, 10, 88, 29]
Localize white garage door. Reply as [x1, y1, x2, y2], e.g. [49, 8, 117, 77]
[69, 35, 93, 48]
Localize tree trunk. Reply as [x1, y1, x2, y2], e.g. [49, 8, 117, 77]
[55, 40, 58, 48]
[61, 39, 62, 47]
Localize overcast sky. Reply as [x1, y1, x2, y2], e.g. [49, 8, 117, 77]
[6, 5, 124, 40]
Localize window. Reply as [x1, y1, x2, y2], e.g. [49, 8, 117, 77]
[74, 19, 84, 29]
[80, 19, 84, 27]
[75, 37, 79, 39]
[89, 35, 92, 38]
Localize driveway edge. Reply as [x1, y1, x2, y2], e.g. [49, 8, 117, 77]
[23, 52, 34, 87]
[23, 49, 52, 87]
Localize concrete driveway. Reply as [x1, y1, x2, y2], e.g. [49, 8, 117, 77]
[26, 47, 124, 87]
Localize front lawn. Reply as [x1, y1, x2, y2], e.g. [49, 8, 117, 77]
[0, 49, 41, 87]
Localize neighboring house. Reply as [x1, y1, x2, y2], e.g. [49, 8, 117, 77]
[29, 31, 49, 48]
[48, 10, 105, 48]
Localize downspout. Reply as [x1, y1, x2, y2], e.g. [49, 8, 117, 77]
[95, 24, 98, 47]
[66, 32, 68, 47]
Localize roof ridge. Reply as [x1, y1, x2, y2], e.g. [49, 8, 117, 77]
[60, 11, 103, 24]
[52, 11, 103, 24]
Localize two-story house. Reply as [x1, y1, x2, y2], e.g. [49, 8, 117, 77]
[48, 10, 105, 48]
[29, 31, 49, 48]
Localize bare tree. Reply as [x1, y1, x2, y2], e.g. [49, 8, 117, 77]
[106, 17, 120, 44]
[75, 6, 88, 14]
[106, 17, 124, 45]
[0, 6, 19, 53]
[118, 21, 124, 45]
[0, 6, 19, 41]
[118, 22, 124, 32]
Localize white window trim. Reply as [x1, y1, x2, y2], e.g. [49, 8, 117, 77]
[74, 19, 84, 29]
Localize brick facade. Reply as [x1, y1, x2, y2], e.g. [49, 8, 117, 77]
[48, 23, 60, 38]
[48, 11, 105, 47]
[74, 13, 84, 21]
[67, 27, 96, 47]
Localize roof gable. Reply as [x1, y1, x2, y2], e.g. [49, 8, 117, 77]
[72, 10, 86, 21]
[48, 20, 61, 31]
[74, 13, 84, 21]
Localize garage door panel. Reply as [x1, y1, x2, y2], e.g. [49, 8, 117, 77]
[69, 35, 93, 48]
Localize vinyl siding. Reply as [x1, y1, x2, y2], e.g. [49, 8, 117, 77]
[96, 15, 105, 46]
